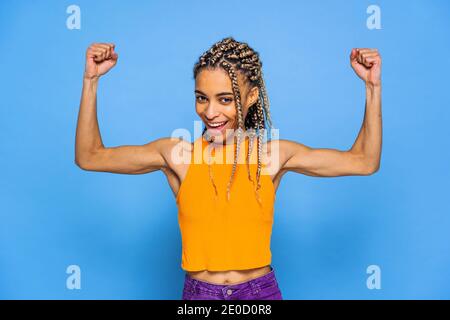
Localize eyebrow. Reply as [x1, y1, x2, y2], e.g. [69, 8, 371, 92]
[195, 90, 234, 97]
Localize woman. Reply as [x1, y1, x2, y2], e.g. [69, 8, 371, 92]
[75, 37, 382, 300]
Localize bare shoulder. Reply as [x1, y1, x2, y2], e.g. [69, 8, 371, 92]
[156, 137, 194, 194]
[256, 139, 285, 178]
[267, 138, 311, 160]
[156, 137, 193, 168]
[263, 138, 310, 174]
[256, 139, 293, 190]
[264, 139, 292, 163]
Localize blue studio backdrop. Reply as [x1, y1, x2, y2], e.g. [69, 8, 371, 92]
[1, 0, 449, 299]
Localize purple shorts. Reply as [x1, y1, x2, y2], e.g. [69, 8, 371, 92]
[182, 266, 283, 300]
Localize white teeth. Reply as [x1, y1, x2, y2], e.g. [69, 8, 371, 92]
[207, 121, 227, 128]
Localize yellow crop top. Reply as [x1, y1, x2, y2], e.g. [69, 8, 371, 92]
[176, 135, 276, 271]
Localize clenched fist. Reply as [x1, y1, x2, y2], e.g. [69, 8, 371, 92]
[350, 48, 381, 86]
[84, 43, 118, 80]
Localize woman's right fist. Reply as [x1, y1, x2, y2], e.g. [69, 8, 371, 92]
[84, 43, 118, 80]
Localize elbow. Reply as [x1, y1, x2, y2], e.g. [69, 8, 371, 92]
[349, 150, 380, 176]
[363, 161, 380, 175]
[75, 147, 106, 171]
[75, 156, 92, 171]
[75, 151, 99, 171]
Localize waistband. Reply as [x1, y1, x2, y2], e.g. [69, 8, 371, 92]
[184, 266, 277, 294]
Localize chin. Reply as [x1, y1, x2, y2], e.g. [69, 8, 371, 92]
[204, 128, 235, 144]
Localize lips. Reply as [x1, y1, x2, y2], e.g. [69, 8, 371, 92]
[206, 121, 228, 131]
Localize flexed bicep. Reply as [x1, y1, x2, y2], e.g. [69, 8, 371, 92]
[76, 137, 178, 174]
[279, 139, 376, 177]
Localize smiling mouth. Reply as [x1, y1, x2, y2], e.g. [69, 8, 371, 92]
[205, 120, 229, 131]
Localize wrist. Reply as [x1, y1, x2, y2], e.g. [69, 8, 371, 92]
[365, 81, 381, 91]
[83, 75, 99, 85]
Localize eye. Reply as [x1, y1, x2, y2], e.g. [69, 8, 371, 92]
[220, 97, 233, 104]
[196, 95, 207, 103]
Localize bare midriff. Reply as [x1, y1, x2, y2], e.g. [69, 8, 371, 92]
[187, 265, 272, 285]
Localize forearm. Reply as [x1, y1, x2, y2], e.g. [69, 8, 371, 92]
[350, 83, 382, 170]
[75, 77, 105, 165]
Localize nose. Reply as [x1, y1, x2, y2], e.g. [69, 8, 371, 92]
[204, 103, 220, 121]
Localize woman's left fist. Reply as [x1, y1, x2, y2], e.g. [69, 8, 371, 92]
[350, 48, 381, 86]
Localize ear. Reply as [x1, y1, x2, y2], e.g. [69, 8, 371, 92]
[246, 86, 259, 107]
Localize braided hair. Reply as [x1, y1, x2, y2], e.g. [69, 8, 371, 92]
[193, 37, 273, 204]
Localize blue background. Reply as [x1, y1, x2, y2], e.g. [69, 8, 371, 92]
[1, 0, 449, 299]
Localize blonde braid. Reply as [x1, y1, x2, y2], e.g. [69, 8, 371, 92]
[220, 61, 245, 201]
[207, 142, 219, 200]
[246, 128, 256, 183]
[255, 100, 266, 206]
[258, 73, 273, 129]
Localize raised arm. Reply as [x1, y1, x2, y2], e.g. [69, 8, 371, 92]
[279, 48, 382, 177]
[75, 43, 177, 174]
